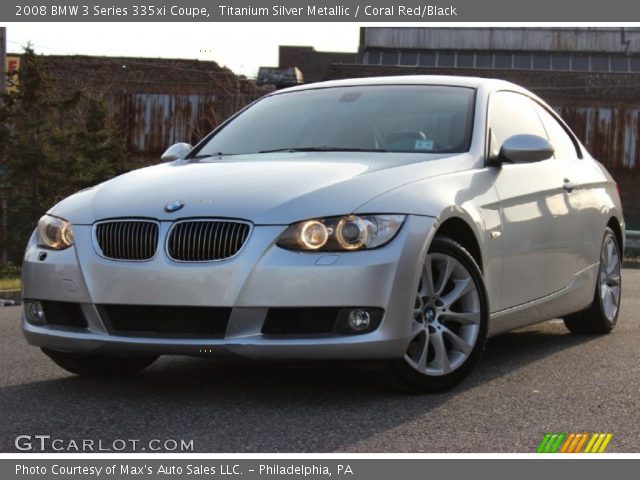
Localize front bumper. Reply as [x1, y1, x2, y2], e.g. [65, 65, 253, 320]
[22, 215, 436, 360]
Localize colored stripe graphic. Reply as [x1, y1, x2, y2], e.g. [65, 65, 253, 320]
[536, 433, 565, 453]
[597, 434, 613, 453]
[537, 433, 612, 453]
[583, 433, 598, 453]
[573, 433, 589, 453]
[559, 433, 576, 453]
[536, 434, 552, 453]
[549, 433, 565, 453]
[561, 432, 587, 453]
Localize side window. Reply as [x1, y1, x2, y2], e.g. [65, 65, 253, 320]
[534, 104, 580, 160]
[488, 91, 547, 158]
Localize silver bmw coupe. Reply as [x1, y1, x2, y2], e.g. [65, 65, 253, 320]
[22, 76, 624, 391]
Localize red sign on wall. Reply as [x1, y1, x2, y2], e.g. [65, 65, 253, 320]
[6, 56, 20, 92]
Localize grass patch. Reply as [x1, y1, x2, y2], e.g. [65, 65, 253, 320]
[0, 277, 20, 290]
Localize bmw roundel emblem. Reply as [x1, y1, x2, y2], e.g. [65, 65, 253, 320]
[165, 200, 184, 213]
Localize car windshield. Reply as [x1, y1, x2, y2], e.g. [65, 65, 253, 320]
[191, 85, 476, 157]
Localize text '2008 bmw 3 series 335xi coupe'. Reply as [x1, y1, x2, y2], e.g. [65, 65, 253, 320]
[22, 76, 624, 392]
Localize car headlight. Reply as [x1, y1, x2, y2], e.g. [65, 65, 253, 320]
[36, 215, 75, 250]
[277, 215, 405, 251]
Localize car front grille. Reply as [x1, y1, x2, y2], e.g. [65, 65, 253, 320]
[103, 304, 231, 337]
[95, 220, 159, 261]
[167, 220, 250, 261]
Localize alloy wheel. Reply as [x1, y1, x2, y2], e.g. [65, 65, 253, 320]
[404, 252, 482, 376]
[599, 233, 621, 323]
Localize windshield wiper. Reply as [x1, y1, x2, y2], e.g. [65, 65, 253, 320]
[189, 152, 237, 160]
[258, 146, 388, 153]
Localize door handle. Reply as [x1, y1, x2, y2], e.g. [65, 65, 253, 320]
[563, 178, 577, 192]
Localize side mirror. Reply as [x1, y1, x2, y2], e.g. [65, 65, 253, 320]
[161, 143, 192, 162]
[488, 134, 554, 166]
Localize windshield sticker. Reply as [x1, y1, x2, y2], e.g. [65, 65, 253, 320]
[415, 139, 434, 151]
[339, 91, 363, 102]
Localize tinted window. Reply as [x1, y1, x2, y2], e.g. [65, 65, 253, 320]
[400, 51, 418, 66]
[572, 56, 590, 71]
[438, 53, 455, 67]
[488, 91, 547, 158]
[514, 54, 531, 69]
[194, 86, 476, 157]
[419, 52, 436, 66]
[552, 55, 570, 70]
[381, 51, 398, 65]
[476, 54, 493, 68]
[495, 54, 512, 68]
[591, 56, 610, 72]
[457, 54, 474, 68]
[533, 54, 551, 70]
[534, 105, 579, 159]
[366, 51, 381, 65]
[611, 56, 629, 72]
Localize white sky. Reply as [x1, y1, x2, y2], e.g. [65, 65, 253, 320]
[3, 23, 360, 77]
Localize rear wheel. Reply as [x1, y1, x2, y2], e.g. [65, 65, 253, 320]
[389, 236, 489, 393]
[42, 348, 159, 377]
[564, 227, 621, 334]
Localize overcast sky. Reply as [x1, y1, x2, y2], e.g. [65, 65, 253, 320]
[4, 23, 360, 77]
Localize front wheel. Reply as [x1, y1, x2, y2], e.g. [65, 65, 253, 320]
[389, 236, 489, 393]
[563, 227, 622, 334]
[42, 348, 159, 377]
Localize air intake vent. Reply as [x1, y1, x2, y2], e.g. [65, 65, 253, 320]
[41, 301, 88, 329]
[167, 220, 250, 261]
[262, 308, 340, 336]
[95, 220, 159, 261]
[104, 304, 230, 337]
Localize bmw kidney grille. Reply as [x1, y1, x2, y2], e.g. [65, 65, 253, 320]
[94, 220, 250, 262]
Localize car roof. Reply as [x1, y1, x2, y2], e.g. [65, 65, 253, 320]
[274, 75, 522, 95]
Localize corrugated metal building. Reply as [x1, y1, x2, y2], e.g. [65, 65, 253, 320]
[328, 27, 640, 227]
[360, 27, 640, 68]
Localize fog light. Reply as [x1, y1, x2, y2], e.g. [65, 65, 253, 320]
[26, 301, 46, 325]
[348, 309, 371, 331]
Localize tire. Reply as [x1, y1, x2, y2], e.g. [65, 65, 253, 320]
[42, 348, 159, 377]
[389, 236, 489, 393]
[563, 227, 622, 334]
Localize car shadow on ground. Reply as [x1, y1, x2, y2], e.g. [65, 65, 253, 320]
[0, 320, 605, 452]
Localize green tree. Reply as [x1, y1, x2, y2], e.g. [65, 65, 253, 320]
[0, 45, 127, 265]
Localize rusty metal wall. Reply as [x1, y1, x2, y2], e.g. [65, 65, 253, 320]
[109, 93, 221, 156]
[104, 72, 640, 173]
[557, 106, 640, 169]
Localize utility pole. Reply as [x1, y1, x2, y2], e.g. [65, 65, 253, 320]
[0, 26, 7, 268]
[0, 28, 5, 91]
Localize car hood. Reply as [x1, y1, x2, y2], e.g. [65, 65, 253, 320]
[50, 151, 476, 225]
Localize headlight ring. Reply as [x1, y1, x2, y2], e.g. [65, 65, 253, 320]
[277, 214, 405, 252]
[36, 215, 75, 250]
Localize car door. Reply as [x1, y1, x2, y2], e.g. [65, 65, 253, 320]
[488, 91, 582, 309]
[532, 102, 591, 273]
